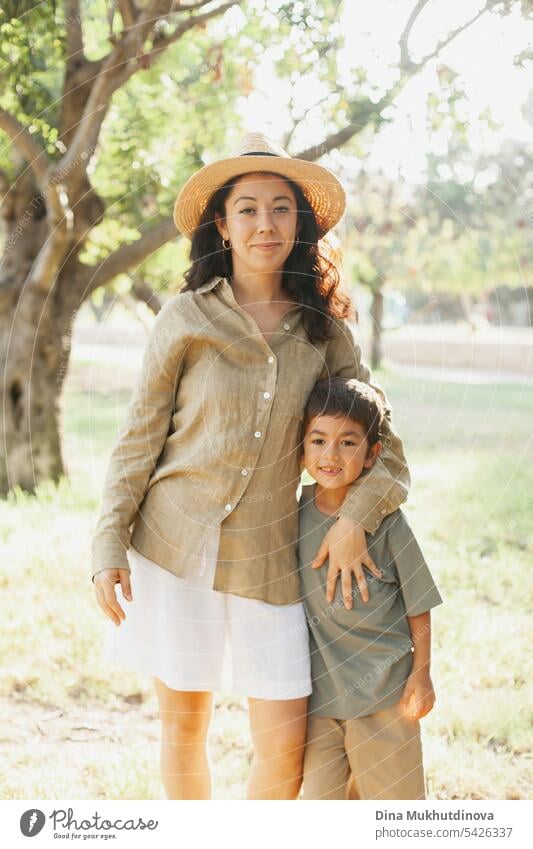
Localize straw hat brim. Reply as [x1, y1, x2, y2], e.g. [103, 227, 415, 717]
[173, 155, 346, 240]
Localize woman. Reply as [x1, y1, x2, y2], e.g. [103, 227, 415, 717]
[91, 132, 409, 800]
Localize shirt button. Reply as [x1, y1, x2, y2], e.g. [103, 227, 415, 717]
[267, 356, 274, 363]
[283, 323, 290, 331]
[263, 391, 271, 399]
[241, 469, 248, 476]
[380, 508, 386, 514]
[254, 431, 262, 438]
[224, 503, 232, 512]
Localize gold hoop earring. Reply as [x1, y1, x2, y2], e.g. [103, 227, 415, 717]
[222, 238, 231, 249]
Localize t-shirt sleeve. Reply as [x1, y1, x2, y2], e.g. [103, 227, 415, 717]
[386, 512, 444, 616]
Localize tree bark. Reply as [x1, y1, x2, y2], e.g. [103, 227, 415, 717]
[0, 252, 89, 494]
[0, 169, 105, 493]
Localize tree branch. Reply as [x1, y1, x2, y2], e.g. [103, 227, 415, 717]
[0, 108, 50, 184]
[27, 223, 72, 293]
[130, 272, 163, 314]
[399, 0, 430, 72]
[117, 0, 140, 34]
[0, 168, 14, 221]
[298, 1, 492, 162]
[415, 3, 491, 68]
[86, 216, 178, 292]
[56, 0, 242, 187]
[64, 0, 84, 61]
[0, 168, 10, 199]
[294, 114, 386, 162]
[282, 91, 335, 151]
[173, 1, 218, 9]
[0, 108, 79, 293]
[147, 0, 243, 59]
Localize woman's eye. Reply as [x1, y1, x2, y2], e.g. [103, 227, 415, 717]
[238, 207, 290, 214]
[311, 439, 325, 445]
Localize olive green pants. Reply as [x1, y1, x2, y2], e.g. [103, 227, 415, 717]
[303, 702, 426, 800]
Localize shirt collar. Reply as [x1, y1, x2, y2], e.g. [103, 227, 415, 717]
[194, 275, 301, 323]
[194, 275, 228, 295]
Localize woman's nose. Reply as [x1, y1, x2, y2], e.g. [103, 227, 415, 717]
[256, 211, 275, 232]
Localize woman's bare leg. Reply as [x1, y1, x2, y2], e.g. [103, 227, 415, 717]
[153, 678, 213, 799]
[247, 696, 308, 799]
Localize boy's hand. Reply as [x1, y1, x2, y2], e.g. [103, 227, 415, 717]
[399, 670, 435, 720]
[311, 516, 382, 608]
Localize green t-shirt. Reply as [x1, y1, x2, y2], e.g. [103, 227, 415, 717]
[298, 483, 443, 720]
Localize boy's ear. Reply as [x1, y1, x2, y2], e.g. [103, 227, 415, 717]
[363, 440, 382, 470]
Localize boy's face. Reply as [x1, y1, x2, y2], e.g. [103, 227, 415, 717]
[302, 414, 381, 490]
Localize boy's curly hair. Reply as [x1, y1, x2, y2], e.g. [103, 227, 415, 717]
[303, 377, 387, 446]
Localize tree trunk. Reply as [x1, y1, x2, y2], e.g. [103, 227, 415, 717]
[370, 286, 384, 370]
[1, 296, 67, 494]
[0, 178, 101, 495]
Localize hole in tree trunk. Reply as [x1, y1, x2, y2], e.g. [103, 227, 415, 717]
[9, 380, 23, 430]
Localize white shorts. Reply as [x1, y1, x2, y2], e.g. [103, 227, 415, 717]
[101, 527, 312, 701]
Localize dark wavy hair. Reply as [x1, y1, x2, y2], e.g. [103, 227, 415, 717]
[181, 171, 355, 344]
[303, 378, 387, 447]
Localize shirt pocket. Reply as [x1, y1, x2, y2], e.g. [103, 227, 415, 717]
[274, 391, 304, 421]
[274, 394, 304, 446]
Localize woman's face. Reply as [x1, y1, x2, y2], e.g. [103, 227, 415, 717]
[214, 172, 300, 279]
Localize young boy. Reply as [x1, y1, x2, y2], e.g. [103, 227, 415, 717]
[298, 377, 443, 800]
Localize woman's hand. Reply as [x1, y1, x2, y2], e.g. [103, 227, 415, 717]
[311, 516, 382, 609]
[93, 569, 133, 626]
[399, 669, 435, 720]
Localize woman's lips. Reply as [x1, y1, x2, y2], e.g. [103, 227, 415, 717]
[252, 243, 281, 250]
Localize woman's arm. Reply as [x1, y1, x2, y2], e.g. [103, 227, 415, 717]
[311, 318, 410, 608]
[91, 298, 187, 582]
[327, 319, 410, 529]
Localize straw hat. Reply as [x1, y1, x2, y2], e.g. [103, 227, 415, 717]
[173, 132, 346, 240]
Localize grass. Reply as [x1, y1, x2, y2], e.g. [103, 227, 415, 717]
[0, 362, 531, 799]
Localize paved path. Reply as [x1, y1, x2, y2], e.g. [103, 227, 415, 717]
[71, 320, 533, 386]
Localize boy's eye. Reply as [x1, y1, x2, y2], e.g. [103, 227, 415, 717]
[311, 438, 325, 445]
[341, 440, 356, 447]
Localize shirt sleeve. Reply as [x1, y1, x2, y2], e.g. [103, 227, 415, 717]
[387, 511, 444, 617]
[323, 318, 410, 533]
[90, 298, 187, 581]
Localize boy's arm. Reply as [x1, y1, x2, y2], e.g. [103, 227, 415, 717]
[408, 611, 432, 674]
[389, 512, 443, 720]
[323, 319, 410, 533]
[400, 611, 436, 720]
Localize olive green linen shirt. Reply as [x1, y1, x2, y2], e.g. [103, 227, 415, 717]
[91, 275, 410, 605]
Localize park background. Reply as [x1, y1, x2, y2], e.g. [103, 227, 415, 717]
[0, 0, 531, 799]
